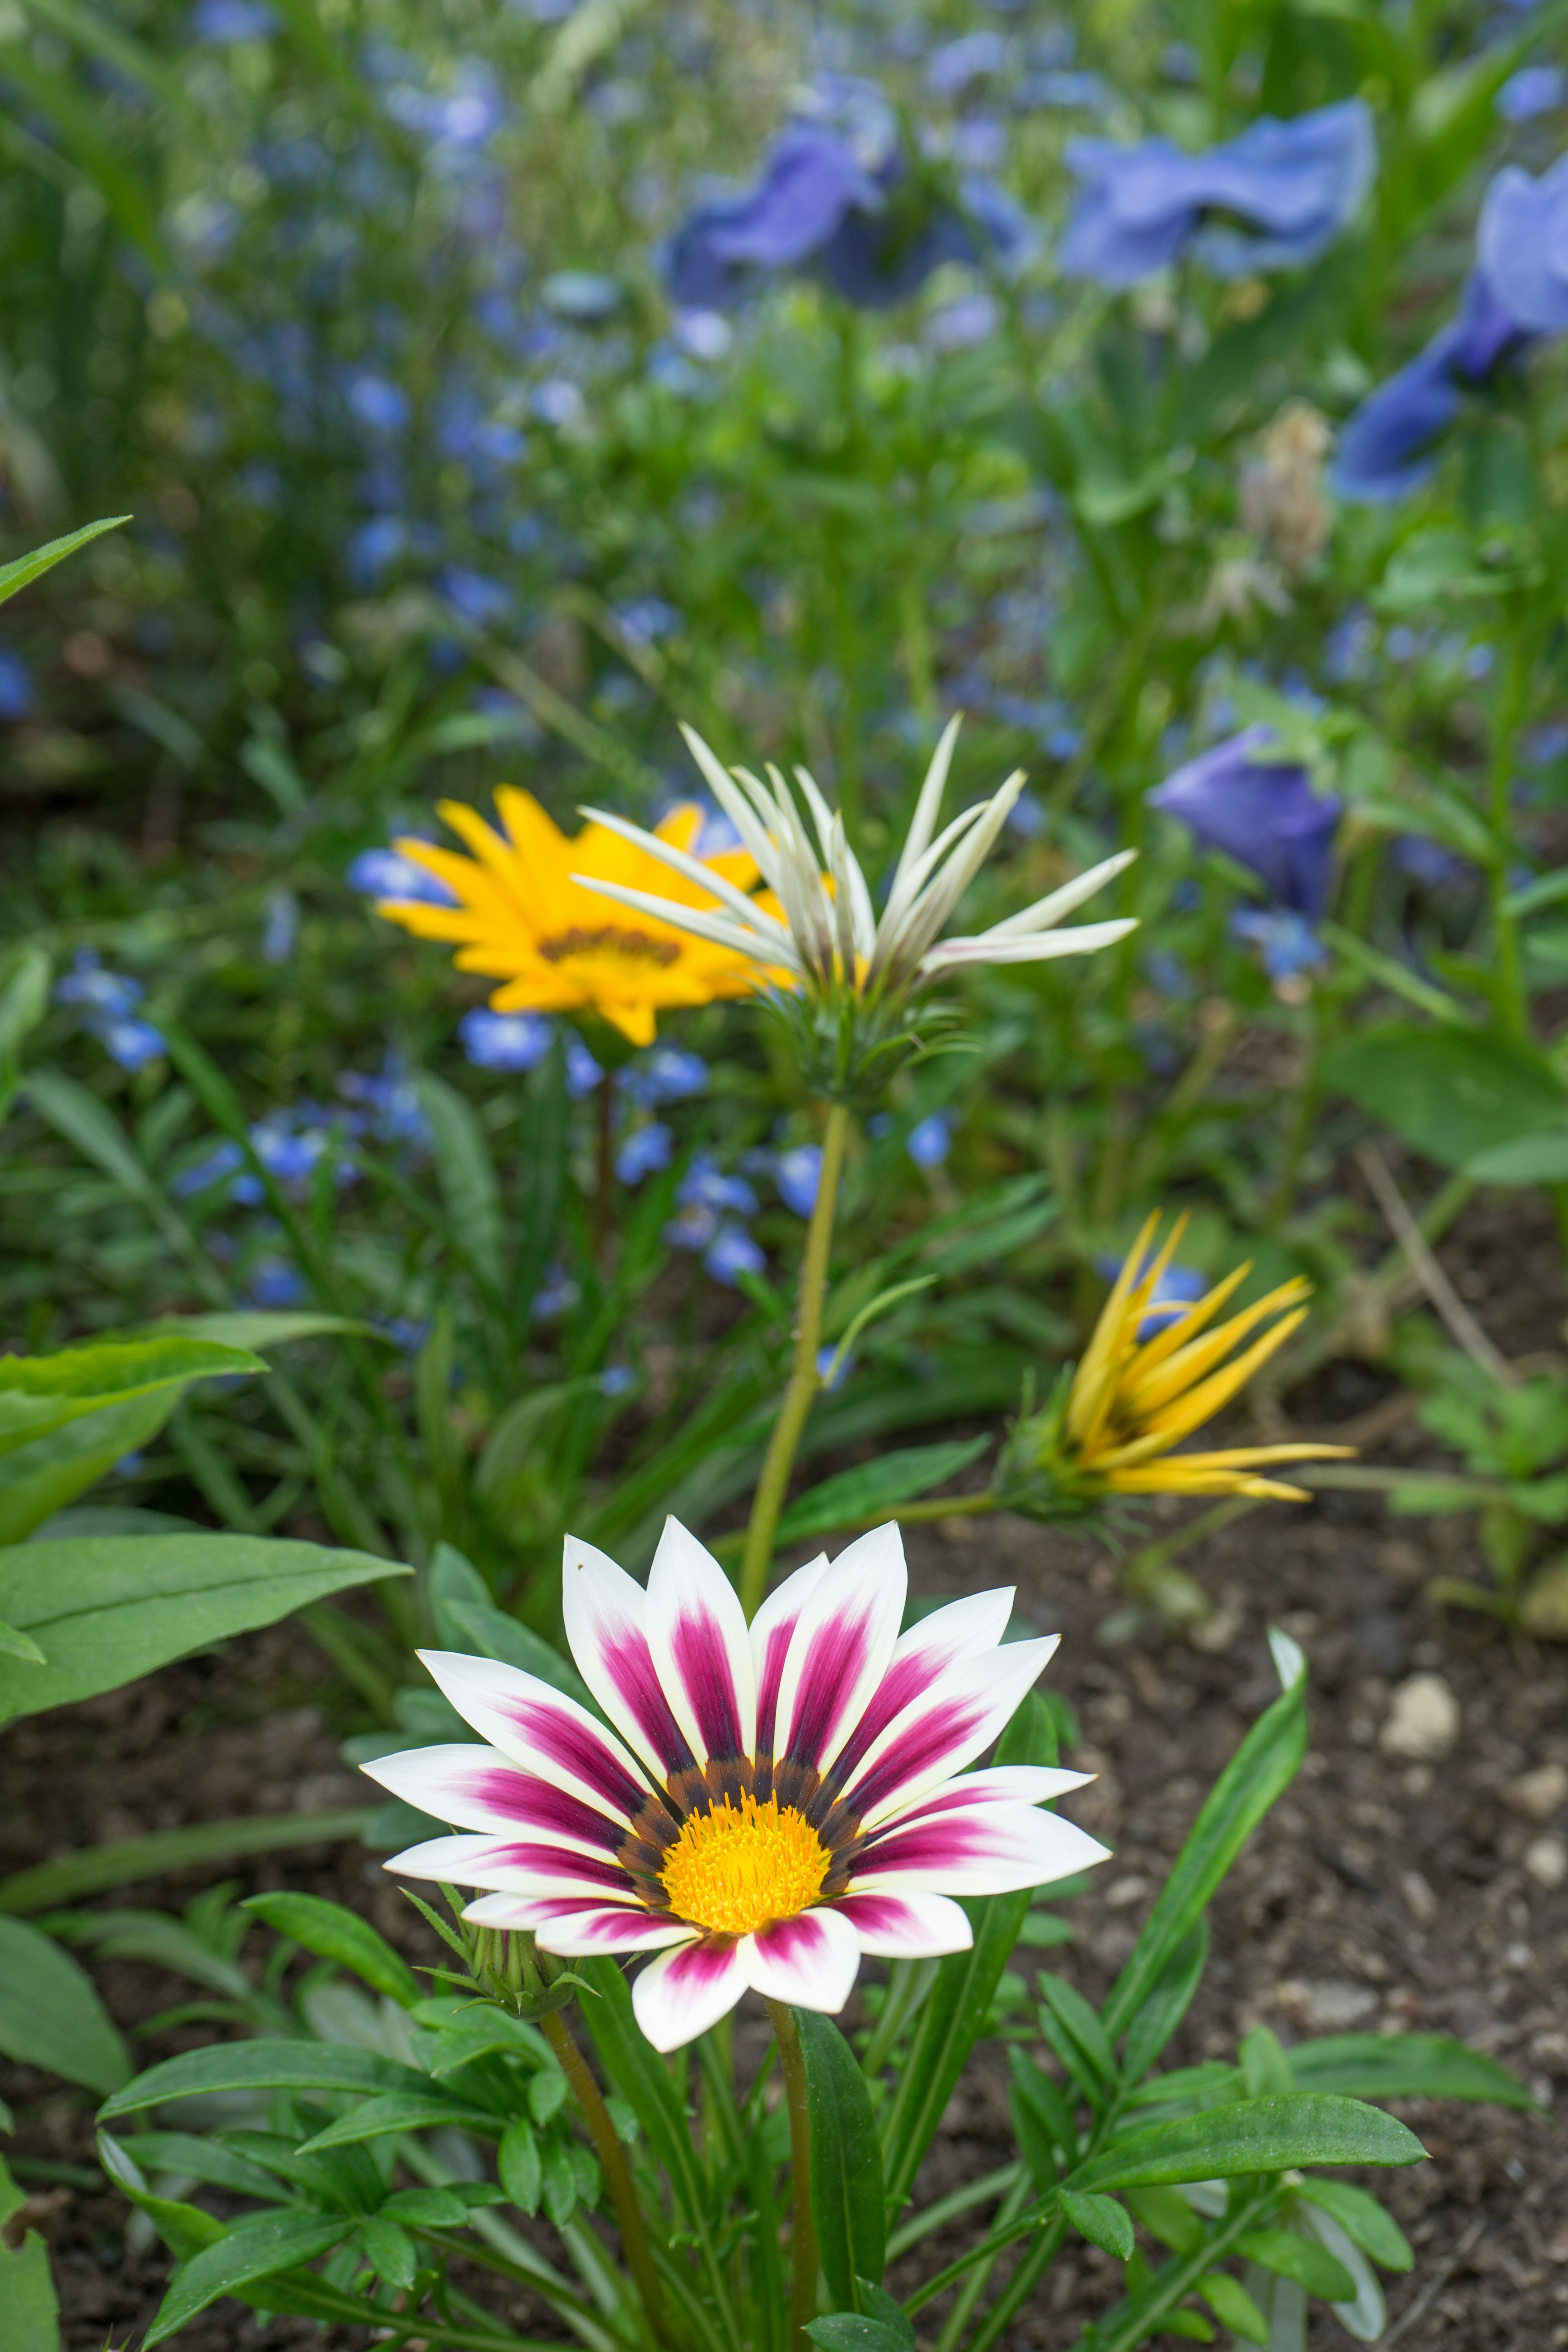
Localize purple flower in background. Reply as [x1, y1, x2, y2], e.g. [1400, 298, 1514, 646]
[1148, 725, 1341, 919]
[927, 30, 1008, 97]
[1060, 99, 1374, 287]
[0, 648, 33, 719]
[531, 1265, 579, 1322]
[348, 845, 460, 905]
[776, 1143, 823, 1218]
[1229, 905, 1331, 979]
[1496, 65, 1566, 122]
[191, 0, 276, 38]
[617, 1123, 675, 1184]
[599, 1364, 636, 1398]
[249, 1258, 308, 1309]
[1331, 268, 1532, 501]
[173, 1140, 245, 1198]
[816, 1343, 853, 1391]
[1477, 152, 1568, 336]
[619, 1045, 708, 1107]
[439, 568, 512, 630]
[705, 1224, 766, 1285]
[55, 952, 167, 1070]
[262, 887, 298, 966]
[1097, 1249, 1209, 1340]
[100, 1017, 167, 1072]
[664, 1200, 718, 1252]
[460, 1008, 554, 1070]
[906, 1111, 954, 1168]
[346, 374, 410, 435]
[678, 1153, 758, 1218]
[339, 1056, 428, 1148]
[1390, 835, 1468, 888]
[564, 1034, 605, 1099]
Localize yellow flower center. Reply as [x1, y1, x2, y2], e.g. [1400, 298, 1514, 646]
[538, 924, 682, 969]
[659, 1794, 830, 1937]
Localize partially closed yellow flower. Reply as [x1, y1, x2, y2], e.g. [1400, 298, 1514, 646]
[374, 788, 779, 1046]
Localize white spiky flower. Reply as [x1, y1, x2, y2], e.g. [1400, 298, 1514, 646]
[569, 719, 1136, 1071]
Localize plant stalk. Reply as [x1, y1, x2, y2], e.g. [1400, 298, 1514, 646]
[593, 1071, 616, 1265]
[765, 1997, 819, 2352]
[738, 1101, 850, 1619]
[541, 2008, 670, 2348]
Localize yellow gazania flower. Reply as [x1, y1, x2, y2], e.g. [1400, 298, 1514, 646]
[1062, 1212, 1354, 1500]
[374, 789, 782, 1047]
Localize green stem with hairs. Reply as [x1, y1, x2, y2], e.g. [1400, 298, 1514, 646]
[541, 2008, 670, 2349]
[765, 1998, 819, 2352]
[738, 1102, 851, 1620]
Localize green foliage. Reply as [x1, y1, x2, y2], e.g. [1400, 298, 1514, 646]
[799, 2009, 887, 2310]
[0, 1915, 129, 2094]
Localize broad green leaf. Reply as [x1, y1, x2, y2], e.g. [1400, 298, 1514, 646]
[0, 1917, 130, 2093]
[1059, 2189, 1133, 2262]
[499, 2116, 543, 2213]
[0, 1390, 178, 1546]
[99, 2134, 279, 2201]
[1235, 2228, 1354, 2301]
[415, 1072, 505, 1296]
[0, 1807, 372, 1916]
[1063, 2095, 1425, 2194]
[776, 1438, 991, 1544]
[1038, 1972, 1117, 2094]
[98, 2038, 435, 2121]
[357, 2214, 416, 2290]
[1321, 1023, 1568, 1173]
[1293, 2180, 1412, 2271]
[297, 2091, 500, 2152]
[1197, 2270, 1268, 2345]
[0, 947, 50, 1124]
[880, 1691, 1057, 2206]
[48, 1908, 247, 1998]
[0, 1334, 263, 1459]
[0, 1535, 407, 1722]
[134, 1312, 377, 1351]
[1296, 2204, 1385, 2339]
[0, 1617, 45, 1664]
[800, 2009, 887, 2307]
[0, 2147, 62, 2352]
[806, 2319, 911, 2352]
[1240, 2027, 1295, 2099]
[1121, 1922, 1209, 2086]
[241, 1892, 420, 2007]
[1122, 2185, 1204, 2254]
[1009, 2048, 1070, 2189]
[0, 516, 128, 609]
[1102, 1676, 1305, 2040]
[1287, 2034, 1534, 2110]
[144, 2210, 353, 2345]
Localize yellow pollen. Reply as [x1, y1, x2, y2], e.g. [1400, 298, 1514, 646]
[659, 1794, 830, 1938]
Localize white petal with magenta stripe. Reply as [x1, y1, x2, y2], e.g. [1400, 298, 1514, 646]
[827, 1888, 974, 1958]
[645, 1517, 757, 1767]
[750, 1551, 829, 1757]
[740, 1905, 861, 2013]
[416, 1650, 652, 1827]
[852, 1797, 1110, 1894]
[843, 1635, 1062, 1829]
[385, 1832, 638, 1903]
[632, 1937, 747, 2051]
[771, 1522, 907, 1777]
[562, 1533, 696, 1781]
[828, 1586, 1014, 1788]
[360, 1744, 625, 1856]
[463, 1893, 688, 1957]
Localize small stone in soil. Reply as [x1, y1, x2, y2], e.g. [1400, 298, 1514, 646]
[1378, 1670, 1460, 1761]
[1523, 1833, 1567, 1889]
[1510, 1762, 1568, 1822]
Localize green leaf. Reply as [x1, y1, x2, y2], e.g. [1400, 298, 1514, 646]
[0, 1809, 372, 1916]
[133, 1312, 377, 1351]
[144, 2209, 354, 2345]
[296, 2092, 500, 2153]
[776, 1439, 991, 1544]
[541, 2136, 577, 2229]
[1122, 2186, 1204, 2255]
[806, 2317, 912, 2352]
[1321, 1023, 1568, 1174]
[241, 1893, 419, 2007]
[0, 2147, 62, 2352]
[1120, 1922, 1209, 2087]
[1063, 2095, 1425, 2194]
[1038, 1973, 1116, 2094]
[1197, 2270, 1269, 2345]
[1234, 2229, 1354, 2301]
[428, 1541, 595, 1708]
[1060, 2190, 1133, 2262]
[0, 1535, 408, 1723]
[1240, 2027, 1295, 2099]
[98, 2134, 279, 2201]
[357, 2214, 416, 2290]
[0, 1617, 45, 1665]
[1102, 1677, 1305, 2041]
[0, 517, 128, 609]
[415, 1072, 506, 1297]
[0, 1918, 130, 2094]
[1009, 2049, 1069, 2189]
[0, 947, 51, 1125]
[98, 2040, 437, 2121]
[1293, 2180, 1412, 2272]
[0, 1390, 182, 1547]
[575, 1958, 708, 2225]
[499, 2117, 543, 2214]
[800, 2009, 887, 2307]
[0, 1333, 263, 1461]
[879, 1690, 1058, 2207]
[1287, 2034, 1535, 2110]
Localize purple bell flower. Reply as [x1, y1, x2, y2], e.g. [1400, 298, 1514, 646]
[1477, 152, 1568, 337]
[663, 125, 882, 309]
[1148, 725, 1341, 920]
[1060, 98, 1374, 287]
[1331, 268, 1532, 501]
[1229, 905, 1330, 980]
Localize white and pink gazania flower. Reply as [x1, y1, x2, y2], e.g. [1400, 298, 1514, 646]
[364, 1520, 1109, 2052]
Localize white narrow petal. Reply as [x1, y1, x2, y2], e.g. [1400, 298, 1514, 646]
[829, 1587, 1015, 1787]
[363, 1745, 624, 1856]
[750, 1552, 830, 1758]
[875, 802, 988, 960]
[385, 1832, 639, 1903]
[578, 804, 792, 935]
[771, 1523, 908, 1776]
[791, 762, 839, 869]
[852, 1797, 1111, 1895]
[740, 1905, 861, 2013]
[843, 1635, 1064, 1829]
[561, 1534, 697, 1780]
[886, 773, 1028, 976]
[826, 813, 860, 977]
[892, 713, 964, 893]
[571, 876, 797, 970]
[632, 1937, 748, 2051]
[645, 1516, 757, 1767]
[919, 918, 1137, 973]
[679, 724, 787, 886]
[415, 1650, 653, 1827]
[827, 1888, 973, 1958]
[907, 1765, 1094, 1809]
[978, 849, 1138, 941]
[463, 1893, 689, 1957]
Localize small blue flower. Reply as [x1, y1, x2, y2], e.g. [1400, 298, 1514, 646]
[776, 1144, 823, 1218]
[564, 1034, 605, 1099]
[1390, 835, 1467, 888]
[617, 1123, 675, 1184]
[346, 373, 410, 435]
[191, 0, 276, 39]
[599, 1364, 637, 1397]
[541, 270, 624, 324]
[620, 1046, 708, 1107]
[927, 29, 1008, 98]
[1060, 99, 1374, 287]
[1148, 726, 1341, 920]
[663, 124, 882, 309]
[347, 845, 460, 905]
[439, 568, 512, 630]
[339, 1056, 428, 1148]
[678, 1153, 759, 1217]
[262, 888, 298, 966]
[1477, 151, 1568, 336]
[249, 1258, 308, 1309]
[664, 1200, 718, 1252]
[1097, 1250, 1210, 1341]
[381, 1316, 432, 1354]
[531, 1264, 580, 1321]
[56, 951, 143, 1020]
[1229, 905, 1330, 979]
[705, 1224, 766, 1285]
[1330, 267, 1530, 501]
[1496, 64, 1566, 122]
[906, 1111, 954, 1169]
[460, 1008, 555, 1071]
[172, 1141, 245, 1198]
[0, 648, 33, 720]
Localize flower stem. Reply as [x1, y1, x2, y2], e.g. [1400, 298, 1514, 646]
[765, 1997, 818, 2352]
[593, 1072, 616, 1265]
[1488, 619, 1532, 1042]
[541, 2008, 670, 2348]
[738, 1101, 850, 1620]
